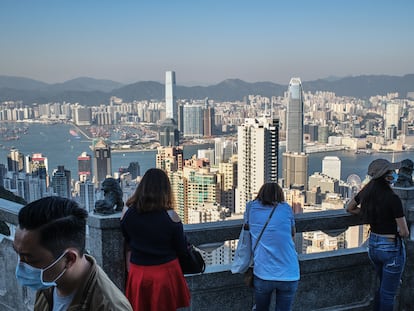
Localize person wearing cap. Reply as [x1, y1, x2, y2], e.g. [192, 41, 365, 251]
[346, 158, 409, 311]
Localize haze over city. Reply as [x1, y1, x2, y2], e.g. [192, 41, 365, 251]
[1, 0, 414, 85]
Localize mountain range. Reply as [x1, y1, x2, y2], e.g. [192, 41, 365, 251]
[1, 74, 413, 106]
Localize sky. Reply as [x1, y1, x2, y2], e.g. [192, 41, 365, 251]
[1, 0, 414, 86]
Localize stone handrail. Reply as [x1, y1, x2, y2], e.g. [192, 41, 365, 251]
[1, 190, 413, 310]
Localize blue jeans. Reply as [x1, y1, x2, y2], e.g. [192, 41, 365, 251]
[253, 276, 298, 311]
[368, 233, 406, 311]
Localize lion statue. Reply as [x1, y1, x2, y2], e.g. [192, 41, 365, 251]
[395, 158, 414, 187]
[94, 177, 124, 214]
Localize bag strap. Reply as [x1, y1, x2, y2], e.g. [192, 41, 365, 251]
[252, 204, 277, 251]
[245, 201, 252, 224]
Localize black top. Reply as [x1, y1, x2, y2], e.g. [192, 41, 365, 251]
[121, 207, 187, 265]
[355, 191, 404, 235]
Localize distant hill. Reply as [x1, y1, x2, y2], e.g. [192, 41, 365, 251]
[304, 74, 414, 98]
[0, 76, 49, 90]
[47, 77, 124, 92]
[1, 74, 414, 106]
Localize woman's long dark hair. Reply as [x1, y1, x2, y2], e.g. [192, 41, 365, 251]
[126, 168, 174, 213]
[255, 182, 285, 206]
[359, 176, 394, 223]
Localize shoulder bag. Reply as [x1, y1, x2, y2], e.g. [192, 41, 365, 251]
[231, 202, 277, 275]
[167, 210, 206, 275]
[231, 202, 253, 274]
[179, 242, 206, 274]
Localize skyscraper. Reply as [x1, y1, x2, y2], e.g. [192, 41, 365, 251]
[91, 139, 112, 185]
[219, 159, 237, 213]
[7, 148, 24, 172]
[236, 117, 279, 214]
[25, 153, 49, 199]
[282, 153, 308, 189]
[79, 181, 96, 212]
[286, 78, 304, 153]
[156, 146, 184, 172]
[283, 77, 308, 190]
[51, 165, 71, 198]
[385, 102, 401, 130]
[203, 98, 215, 137]
[183, 104, 204, 137]
[78, 152, 92, 182]
[165, 71, 177, 121]
[159, 119, 179, 146]
[159, 71, 179, 146]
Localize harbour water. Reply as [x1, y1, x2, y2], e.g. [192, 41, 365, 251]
[1, 122, 413, 182]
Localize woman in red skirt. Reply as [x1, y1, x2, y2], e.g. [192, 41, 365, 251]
[121, 168, 191, 311]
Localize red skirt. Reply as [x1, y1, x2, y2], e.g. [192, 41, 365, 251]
[126, 258, 191, 311]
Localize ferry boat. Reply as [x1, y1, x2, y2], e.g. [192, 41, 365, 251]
[69, 129, 81, 139]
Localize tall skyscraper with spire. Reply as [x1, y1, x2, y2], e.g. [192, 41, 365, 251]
[283, 78, 308, 190]
[236, 117, 279, 214]
[286, 78, 304, 153]
[160, 71, 179, 146]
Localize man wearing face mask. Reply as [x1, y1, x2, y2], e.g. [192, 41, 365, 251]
[13, 196, 132, 311]
[347, 158, 409, 311]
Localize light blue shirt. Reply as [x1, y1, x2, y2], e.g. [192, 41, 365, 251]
[246, 200, 300, 281]
[52, 288, 75, 311]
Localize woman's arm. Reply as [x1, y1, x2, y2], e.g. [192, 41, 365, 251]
[346, 198, 360, 215]
[396, 216, 409, 238]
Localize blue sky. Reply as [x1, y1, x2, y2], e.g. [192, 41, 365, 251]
[1, 0, 413, 85]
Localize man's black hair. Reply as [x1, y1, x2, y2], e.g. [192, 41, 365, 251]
[18, 196, 88, 257]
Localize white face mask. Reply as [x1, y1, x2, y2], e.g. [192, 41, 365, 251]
[15, 251, 67, 291]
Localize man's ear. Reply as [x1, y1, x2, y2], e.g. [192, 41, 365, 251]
[64, 250, 79, 269]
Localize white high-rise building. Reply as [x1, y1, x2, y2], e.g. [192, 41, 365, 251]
[385, 103, 401, 130]
[165, 71, 177, 121]
[322, 156, 341, 181]
[79, 181, 96, 212]
[236, 117, 279, 214]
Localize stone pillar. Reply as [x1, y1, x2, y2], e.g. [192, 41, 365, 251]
[393, 186, 414, 237]
[87, 212, 127, 291]
[393, 186, 414, 310]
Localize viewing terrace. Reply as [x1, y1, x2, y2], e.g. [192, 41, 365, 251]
[1, 185, 413, 310]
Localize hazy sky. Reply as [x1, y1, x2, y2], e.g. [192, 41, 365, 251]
[1, 0, 413, 85]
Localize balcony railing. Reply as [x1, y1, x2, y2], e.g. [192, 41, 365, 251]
[1, 186, 414, 310]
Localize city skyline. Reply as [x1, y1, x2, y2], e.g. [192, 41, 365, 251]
[1, 1, 414, 85]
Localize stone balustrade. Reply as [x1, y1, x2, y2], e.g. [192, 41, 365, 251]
[1, 186, 414, 310]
